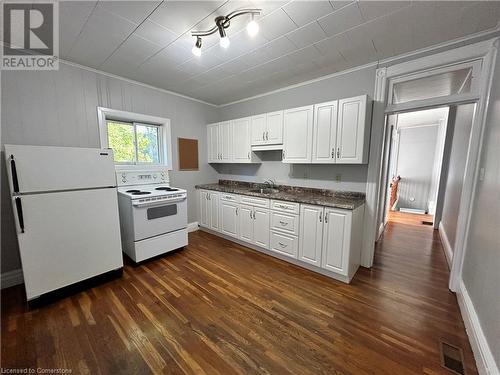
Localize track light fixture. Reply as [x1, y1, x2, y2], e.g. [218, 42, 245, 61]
[191, 8, 261, 56]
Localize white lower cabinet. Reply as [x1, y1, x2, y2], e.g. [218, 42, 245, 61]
[199, 190, 219, 231]
[220, 201, 239, 238]
[298, 204, 323, 267]
[199, 189, 364, 283]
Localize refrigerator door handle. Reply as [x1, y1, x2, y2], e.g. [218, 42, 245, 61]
[15, 197, 24, 233]
[10, 155, 20, 193]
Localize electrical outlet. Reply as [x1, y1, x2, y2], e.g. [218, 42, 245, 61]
[335, 174, 341, 182]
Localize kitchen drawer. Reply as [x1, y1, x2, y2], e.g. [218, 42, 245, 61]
[270, 211, 299, 236]
[270, 231, 298, 259]
[220, 193, 239, 203]
[271, 200, 299, 214]
[240, 195, 270, 208]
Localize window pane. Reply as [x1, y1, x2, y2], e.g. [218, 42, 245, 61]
[392, 67, 473, 104]
[136, 124, 160, 163]
[107, 121, 136, 163]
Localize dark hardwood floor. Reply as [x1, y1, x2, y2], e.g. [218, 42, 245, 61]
[1, 214, 477, 374]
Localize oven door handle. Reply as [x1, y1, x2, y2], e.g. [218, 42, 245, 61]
[132, 197, 187, 207]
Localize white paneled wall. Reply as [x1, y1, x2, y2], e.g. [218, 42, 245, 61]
[1, 63, 219, 274]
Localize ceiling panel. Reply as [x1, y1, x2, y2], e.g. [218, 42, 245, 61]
[282, 0, 333, 27]
[98, 1, 161, 24]
[286, 21, 327, 49]
[259, 9, 297, 40]
[58, 0, 500, 105]
[134, 19, 178, 47]
[318, 2, 364, 37]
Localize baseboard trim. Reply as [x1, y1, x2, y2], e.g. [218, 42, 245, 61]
[1, 269, 24, 289]
[438, 222, 453, 269]
[457, 280, 499, 375]
[187, 222, 199, 233]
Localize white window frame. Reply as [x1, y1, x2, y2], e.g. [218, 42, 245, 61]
[97, 107, 173, 171]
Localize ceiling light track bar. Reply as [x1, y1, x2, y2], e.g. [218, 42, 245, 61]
[191, 9, 261, 37]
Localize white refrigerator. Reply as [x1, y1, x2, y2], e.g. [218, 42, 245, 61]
[5, 144, 123, 301]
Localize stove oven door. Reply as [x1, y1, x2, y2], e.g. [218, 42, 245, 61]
[132, 197, 187, 241]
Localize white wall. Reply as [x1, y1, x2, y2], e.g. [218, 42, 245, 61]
[440, 103, 476, 249]
[215, 65, 377, 192]
[395, 125, 440, 211]
[1, 63, 219, 274]
[461, 51, 500, 369]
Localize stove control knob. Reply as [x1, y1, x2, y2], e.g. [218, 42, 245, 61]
[153, 175, 157, 179]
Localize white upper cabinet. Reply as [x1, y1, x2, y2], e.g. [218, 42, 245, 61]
[251, 111, 284, 147]
[282, 105, 314, 163]
[219, 121, 232, 163]
[251, 114, 267, 145]
[312, 101, 338, 164]
[207, 123, 219, 163]
[336, 95, 370, 164]
[265, 111, 283, 145]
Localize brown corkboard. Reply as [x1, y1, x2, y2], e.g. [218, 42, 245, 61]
[178, 138, 199, 171]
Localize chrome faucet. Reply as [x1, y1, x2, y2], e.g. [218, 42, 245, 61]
[263, 179, 277, 189]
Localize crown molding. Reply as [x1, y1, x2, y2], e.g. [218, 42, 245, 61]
[59, 59, 218, 107]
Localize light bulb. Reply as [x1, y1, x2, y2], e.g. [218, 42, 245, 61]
[192, 45, 201, 57]
[247, 19, 259, 37]
[220, 36, 230, 48]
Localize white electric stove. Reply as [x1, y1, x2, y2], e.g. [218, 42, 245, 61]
[116, 170, 188, 262]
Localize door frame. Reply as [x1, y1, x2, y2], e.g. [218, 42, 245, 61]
[362, 38, 499, 292]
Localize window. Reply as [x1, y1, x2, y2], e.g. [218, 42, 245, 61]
[97, 107, 172, 170]
[107, 120, 161, 164]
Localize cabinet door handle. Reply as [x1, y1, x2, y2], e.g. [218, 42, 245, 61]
[236, 207, 239, 215]
[325, 213, 328, 223]
[319, 213, 322, 222]
[248, 151, 250, 159]
[250, 210, 252, 219]
[262, 132, 265, 141]
[278, 242, 287, 248]
[282, 150, 285, 159]
[266, 131, 269, 140]
[331, 148, 335, 159]
[337, 148, 340, 159]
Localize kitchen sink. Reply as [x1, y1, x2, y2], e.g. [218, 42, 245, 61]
[249, 188, 280, 194]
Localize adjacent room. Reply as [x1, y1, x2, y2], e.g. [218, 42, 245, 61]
[1, 1, 499, 374]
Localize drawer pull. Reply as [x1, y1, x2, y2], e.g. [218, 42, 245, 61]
[278, 204, 289, 209]
[279, 221, 288, 226]
[278, 242, 287, 248]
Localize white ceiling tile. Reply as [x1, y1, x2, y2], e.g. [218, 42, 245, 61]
[259, 9, 298, 40]
[69, 7, 137, 67]
[287, 45, 322, 64]
[282, 0, 334, 27]
[103, 35, 162, 68]
[140, 44, 192, 71]
[317, 2, 364, 37]
[60, 1, 97, 57]
[98, 1, 161, 24]
[134, 20, 177, 47]
[249, 0, 289, 17]
[193, 1, 254, 34]
[357, 1, 410, 22]
[329, 1, 354, 10]
[259, 36, 297, 60]
[286, 21, 327, 49]
[149, 1, 224, 34]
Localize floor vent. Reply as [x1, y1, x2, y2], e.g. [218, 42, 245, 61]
[440, 341, 466, 375]
[422, 220, 434, 226]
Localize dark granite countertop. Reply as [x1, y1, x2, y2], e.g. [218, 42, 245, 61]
[195, 180, 365, 210]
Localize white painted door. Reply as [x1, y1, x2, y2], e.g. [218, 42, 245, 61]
[321, 208, 351, 275]
[312, 101, 338, 163]
[283, 105, 313, 163]
[266, 111, 283, 144]
[209, 192, 220, 232]
[199, 190, 210, 227]
[238, 205, 254, 243]
[220, 121, 232, 162]
[337, 95, 366, 164]
[207, 123, 219, 163]
[299, 205, 324, 266]
[232, 118, 251, 162]
[251, 114, 267, 145]
[15, 189, 123, 300]
[253, 208, 270, 249]
[220, 202, 239, 238]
